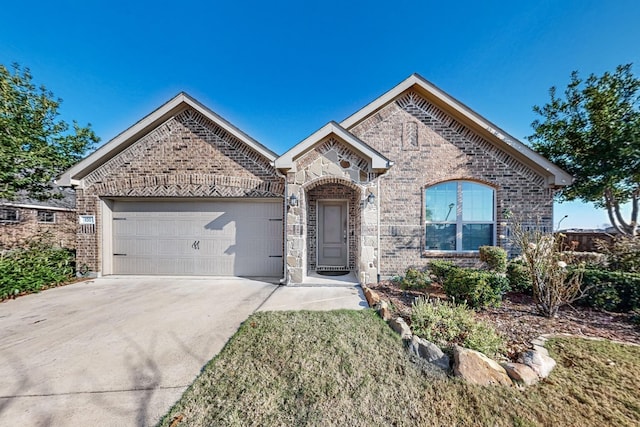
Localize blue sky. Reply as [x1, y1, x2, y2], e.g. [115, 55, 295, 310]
[2, 0, 638, 229]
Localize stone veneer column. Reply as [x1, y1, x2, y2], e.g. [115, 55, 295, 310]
[359, 182, 379, 284]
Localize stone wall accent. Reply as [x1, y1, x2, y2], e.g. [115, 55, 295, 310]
[75, 107, 284, 275]
[0, 207, 76, 249]
[285, 136, 380, 284]
[348, 91, 554, 277]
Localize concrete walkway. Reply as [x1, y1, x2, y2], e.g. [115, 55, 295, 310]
[0, 275, 366, 426]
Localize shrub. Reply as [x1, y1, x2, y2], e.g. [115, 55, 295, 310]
[506, 259, 532, 293]
[479, 246, 507, 273]
[0, 242, 75, 300]
[429, 260, 458, 284]
[411, 297, 505, 357]
[399, 268, 431, 290]
[509, 217, 585, 318]
[443, 268, 509, 309]
[579, 269, 640, 312]
[596, 236, 640, 273]
[560, 251, 607, 268]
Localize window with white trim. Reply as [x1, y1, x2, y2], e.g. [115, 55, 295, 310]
[425, 181, 495, 251]
[37, 210, 56, 223]
[0, 208, 19, 222]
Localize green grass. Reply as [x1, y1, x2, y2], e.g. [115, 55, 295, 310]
[159, 310, 640, 427]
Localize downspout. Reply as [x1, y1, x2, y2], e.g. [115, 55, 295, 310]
[377, 177, 381, 283]
[274, 167, 288, 285]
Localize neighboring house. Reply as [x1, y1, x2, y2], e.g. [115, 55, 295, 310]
[58, 74, 571, 283]
[0, 189, 76, 249]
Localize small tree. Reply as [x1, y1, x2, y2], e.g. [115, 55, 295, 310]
[529, 64, 640, 237]
[0, 63, 99, 200]
[509, 216, 585, 318]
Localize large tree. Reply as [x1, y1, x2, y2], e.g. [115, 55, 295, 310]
[0, 63, 99, 201]
[529, 64, 640, 237]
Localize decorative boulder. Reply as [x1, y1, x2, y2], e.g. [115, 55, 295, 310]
[501, 362, 539, 386]
[363, 287, 381, 307]
[376, 300, 392, 321]
[519, 348, 556, 378]
[453, 345, 512, 386]
[389, 317, 412, 340]
[408, 336, 450, 371]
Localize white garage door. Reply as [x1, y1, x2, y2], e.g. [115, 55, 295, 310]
[112, 200, 283, 276]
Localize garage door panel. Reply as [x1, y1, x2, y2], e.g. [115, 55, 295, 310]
[112, 200, 283, 276]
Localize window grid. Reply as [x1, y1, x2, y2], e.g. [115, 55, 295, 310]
[37, 211, 56, 223]
[0, 208, 19, 222]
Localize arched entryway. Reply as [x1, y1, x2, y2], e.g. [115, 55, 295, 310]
[305, 178, 362, 275]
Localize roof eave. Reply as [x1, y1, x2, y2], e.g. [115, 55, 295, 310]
[340, 73, 573, 188]
[58, 93, 276, 186]
[274, 122, 391, 171]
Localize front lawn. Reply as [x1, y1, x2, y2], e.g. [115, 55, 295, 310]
[159, 310, 640, 426]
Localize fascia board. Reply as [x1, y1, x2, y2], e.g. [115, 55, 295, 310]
[340, 74, 573, 187]
[58, 93, 276, 186]
[275, 122, 390, 170]
[1, 203, 74, 212]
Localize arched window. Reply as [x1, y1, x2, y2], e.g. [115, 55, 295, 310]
[425, 181, 495, 251]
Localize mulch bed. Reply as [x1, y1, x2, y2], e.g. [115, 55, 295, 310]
[368, 280, 640, 360]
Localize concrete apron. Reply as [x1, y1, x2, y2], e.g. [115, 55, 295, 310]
[0, 275, 367, 426]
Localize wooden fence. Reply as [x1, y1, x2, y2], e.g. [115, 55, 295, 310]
[556, 231, 615, 252]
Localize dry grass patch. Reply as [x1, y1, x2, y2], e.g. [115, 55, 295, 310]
[158, 310, 640, 427]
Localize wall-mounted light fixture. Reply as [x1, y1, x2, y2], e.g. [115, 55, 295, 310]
[289, 194, 298, 207]
[367, 192, 376, 204]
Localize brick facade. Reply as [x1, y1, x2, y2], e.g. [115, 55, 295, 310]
[348, 91, 554, 277]
[75, 107, 283, 275]
[0, 206, 76, 250]
[65, 78, 565, 283]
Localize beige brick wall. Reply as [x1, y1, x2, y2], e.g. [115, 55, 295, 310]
[0, 207, 76, 250]
[348, 91, 554, 277]
[75, 107, 284, 275]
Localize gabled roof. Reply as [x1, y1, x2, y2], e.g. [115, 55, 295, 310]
[340, 73, 573, 187]
[57, 93, 277, 186]
[274, 121, 392, 171]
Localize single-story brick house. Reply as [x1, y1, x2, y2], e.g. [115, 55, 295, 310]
[58, 74, 571, 283]
[0, 189, 76, 250]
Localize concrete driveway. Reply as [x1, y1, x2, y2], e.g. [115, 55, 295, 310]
[0, 276, 279, 426]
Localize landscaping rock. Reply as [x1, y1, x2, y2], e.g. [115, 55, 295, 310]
[501, 362, 539, 386]
[519, 348, 556, 378]
[408, 336, 450, 370]
[376, 300, 392, 321]
[453, 346, 512, 386]
[389, 317, 412, 340]
[363, 287, 381, 307]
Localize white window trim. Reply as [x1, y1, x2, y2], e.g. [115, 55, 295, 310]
[0, 207, 20, 222]
[424, 181, 496, 252]
[37, 210, 56, 224]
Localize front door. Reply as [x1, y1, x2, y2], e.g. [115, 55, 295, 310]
[317, 200, 348, 267]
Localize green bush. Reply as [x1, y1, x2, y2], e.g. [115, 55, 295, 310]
[411, 297, 505, 357]
[399, 268, 432, 290]
[479, 246, 507, 273]
[579, 269, 640, 312]
[506, 259, 532, 293]
[443, 268, 509, 309]
[0, 243, 75, 300]
[429, 260, 458, 284]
